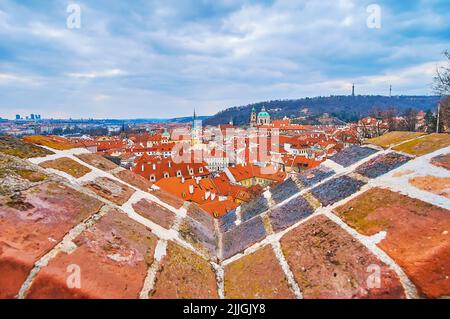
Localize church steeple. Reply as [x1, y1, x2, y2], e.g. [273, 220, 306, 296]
[250, 106, 257, 127]
[352, 83, 355, 97]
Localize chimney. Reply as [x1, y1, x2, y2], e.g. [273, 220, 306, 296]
[189, 184, 194, 194]
[168, 161, 172, 168]
[205, 191, 211, 200]
[152, 163, 156, 170]
[181, 177, 185, 184]
[211, 193, 216, 201]
[141, 164, 144, 172]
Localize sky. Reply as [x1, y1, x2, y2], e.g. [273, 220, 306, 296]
[0, 0, 449, 119]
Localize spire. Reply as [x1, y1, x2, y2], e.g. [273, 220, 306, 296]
[389, 85, 392, 98]
[352, 83, 355, 97]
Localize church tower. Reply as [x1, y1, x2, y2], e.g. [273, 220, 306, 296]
[250, 106, 257, 127]
[191, 108, 201, 145]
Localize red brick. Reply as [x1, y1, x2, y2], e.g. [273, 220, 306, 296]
[334, 188, 450, 298]
[431, 153, 450, 170]
[132, 198, 175, 229]
[84, 177, 135, 205]
[151, 188, 185, 209]
[26, 209, 158, 299]
[113, 169, 153, 191]
[75, 153, 118, 171]
[280, 215, 405, 299]
[224, 245, 295, 299]
[151, 241, 218, 299]
[0, 182, 103, 298]
[40, 157, 91, 178]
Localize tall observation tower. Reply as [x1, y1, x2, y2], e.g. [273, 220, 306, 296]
[352, 83, 355, 97]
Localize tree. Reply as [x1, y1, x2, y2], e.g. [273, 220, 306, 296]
[424, 110, 436, 133]
[434, 50, 450, 96]
[434, 50, 450, 133]
[437, 96, 450, 133]
[402, 108, 418, 132]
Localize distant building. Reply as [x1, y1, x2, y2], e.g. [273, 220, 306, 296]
[191, 109, 201, 145]
[15, 114, 20, 120]
[257, 106, 271, 125]
[250, 106, 257, 127]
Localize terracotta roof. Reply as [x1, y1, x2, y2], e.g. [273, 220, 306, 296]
[132, 155, 209, 181]
[1, 133, 449, 299]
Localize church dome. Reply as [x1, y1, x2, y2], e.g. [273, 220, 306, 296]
[162, 129, 170, 137]
[258, 106, 269, 117]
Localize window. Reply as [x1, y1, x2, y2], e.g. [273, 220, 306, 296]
[150, 175, 156, 182]
[164, 172, 170, 178]
[176, 170, 182, 177]
[199, 167, 204, 173]
[189, 168, 194, 175]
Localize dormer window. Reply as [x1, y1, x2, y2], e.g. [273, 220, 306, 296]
[199, 167, 204, 173]
[163, 172, 170, 178]
[150, 175, 156, 182]
[189, 168, 194, 175]
[176, 170, 182, 177]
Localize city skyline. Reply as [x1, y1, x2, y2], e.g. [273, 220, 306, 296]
[1, 0, 449, 119]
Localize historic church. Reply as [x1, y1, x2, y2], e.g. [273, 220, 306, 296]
[250, 106, 271, 127]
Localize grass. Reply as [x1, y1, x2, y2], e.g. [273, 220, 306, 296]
[40, 157, 91, 178]
[333, 188, 395, 235]
[0, 136, 54, 158]
[23, 135, 78, 150]
[16, 169, 48, 182]
[366, 131, 425, 149]
[393, 133, 450, 156]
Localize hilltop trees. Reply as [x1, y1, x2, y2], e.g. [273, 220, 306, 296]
[437, 96, 450, 133]
[434, 50, 450, 133]
[434, 50, 450, 96]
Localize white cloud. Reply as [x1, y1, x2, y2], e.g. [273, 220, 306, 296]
[0, 0, 448, 118]
[0, 73, 39, 85]
[66, 69, 126, 79]
[93, 94, 112, 102]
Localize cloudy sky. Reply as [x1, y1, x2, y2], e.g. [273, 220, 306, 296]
[0, 0, 449, 119]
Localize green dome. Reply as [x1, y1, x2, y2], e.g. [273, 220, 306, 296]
[258, 111, 270, 117]
[162, 129, 170, 137]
